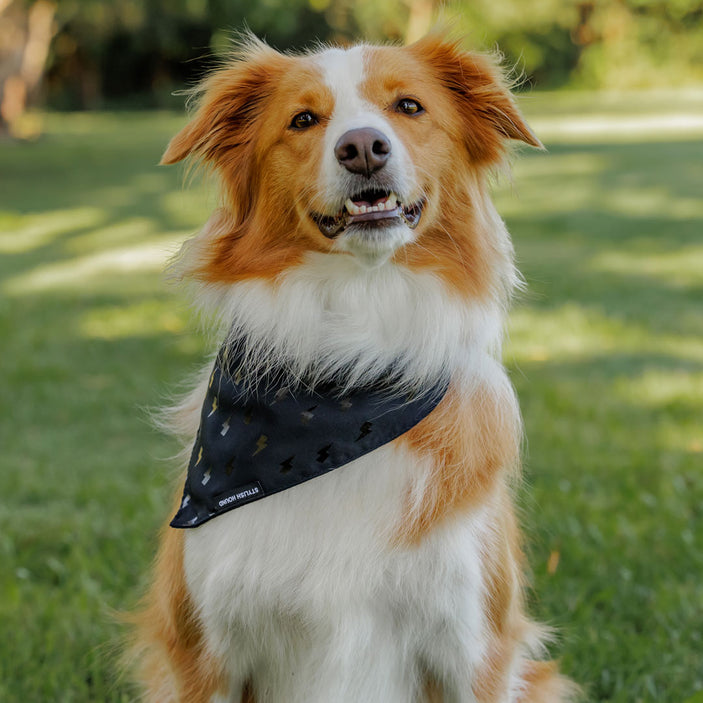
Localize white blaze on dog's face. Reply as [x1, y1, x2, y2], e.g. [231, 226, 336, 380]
[311, 45, 419, 265]
[162, 33, 540, 284]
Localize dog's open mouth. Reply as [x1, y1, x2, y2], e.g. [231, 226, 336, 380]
[312, 189, 424, 239]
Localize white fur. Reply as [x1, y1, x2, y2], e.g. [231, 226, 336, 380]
[187, 442, 499, 703]
[212, 253, 503, 391]
[314, 47, 418, 265]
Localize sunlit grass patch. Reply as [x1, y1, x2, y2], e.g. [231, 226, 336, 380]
[79, 300, 188, 340]
[3, 233, 182, 295]
[0, 207, 105, 253]
[522, 88, 703, 142]
[591, 244, 703, 288]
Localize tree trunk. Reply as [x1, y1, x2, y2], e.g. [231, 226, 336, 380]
[404, 0, 435, 43]
[0, 0, 56, 138]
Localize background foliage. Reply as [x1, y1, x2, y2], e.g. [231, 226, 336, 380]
[1, 0, 703, 132]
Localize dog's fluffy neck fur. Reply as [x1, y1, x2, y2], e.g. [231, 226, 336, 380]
[173, 190, 518, 394]
[181, 254, 508, 398]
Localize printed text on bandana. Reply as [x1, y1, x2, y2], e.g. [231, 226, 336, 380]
[216, 482, 263, 509]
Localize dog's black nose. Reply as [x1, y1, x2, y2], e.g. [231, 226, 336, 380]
[334, 128, 391, 177]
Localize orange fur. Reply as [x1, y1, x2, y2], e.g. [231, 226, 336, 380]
[128, 491, 226, 702]
[361, 48, 505, 299]
[396, 381, 521, 542]
[399, 180, 502, 299]
[421, 671, 445, 702]
[472, 493, 529, 702]
[162, 40, 334, 285]
[519, 661, 581, 702]
[408, 34, 542, 160]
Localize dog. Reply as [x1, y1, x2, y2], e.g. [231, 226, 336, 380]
[129, 31, 577, 703]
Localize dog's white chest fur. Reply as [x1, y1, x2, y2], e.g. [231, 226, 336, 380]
[180, 255, 508, 702]
[185, 441, 490, 703]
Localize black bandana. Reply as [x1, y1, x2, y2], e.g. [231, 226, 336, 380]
[170, 343, 449, 528]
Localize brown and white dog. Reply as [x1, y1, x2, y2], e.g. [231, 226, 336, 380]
[130, 32, 577, 703]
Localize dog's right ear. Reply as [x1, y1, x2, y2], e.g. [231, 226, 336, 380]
[160, 117, 207, 165]
[161, 36, 288, 167]
[161, 36, 289, 211]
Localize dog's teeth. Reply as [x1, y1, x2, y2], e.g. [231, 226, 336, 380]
[344, 193, 402, 217]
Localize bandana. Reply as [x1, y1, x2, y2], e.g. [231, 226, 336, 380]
[170, 342, 449, 528]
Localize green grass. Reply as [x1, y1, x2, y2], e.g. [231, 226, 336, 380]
[1, 94, 702, 701]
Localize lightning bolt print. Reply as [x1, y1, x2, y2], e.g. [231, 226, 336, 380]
[316, 444, 332, 463]
[253, 434, 268, 456]
[300, 405, 318, 425]
[208, 396, 219, 417]
[201, 469, 211, 485]
[356, 421, 373, 442]
[220, 416, 231, 436]
[195, 446, 203, 466]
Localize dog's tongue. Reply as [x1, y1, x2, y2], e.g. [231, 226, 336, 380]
[354, 194, 385, 207]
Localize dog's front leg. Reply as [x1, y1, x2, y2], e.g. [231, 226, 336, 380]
[237, 609, 417, 703]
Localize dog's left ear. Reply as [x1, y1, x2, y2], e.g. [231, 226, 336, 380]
[410, 33, 543, 163]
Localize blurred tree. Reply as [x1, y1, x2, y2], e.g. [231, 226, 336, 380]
[572, 0, 703, 88]
[45, 0, 331, 109]
[323, 0, 418, 43]
[444, 0, 584, 86]
[444, 0, 703, 88]
[3, 0, 703, 118]
[0, 0, 56, 136]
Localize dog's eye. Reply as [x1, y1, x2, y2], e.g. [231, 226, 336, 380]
[290, 111, 317, 130]
[395, 98, 424, 116]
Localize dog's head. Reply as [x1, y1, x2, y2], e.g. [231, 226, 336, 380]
[164, 32, 540, 284]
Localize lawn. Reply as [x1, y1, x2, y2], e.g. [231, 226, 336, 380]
[1, 93, 701, 702]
